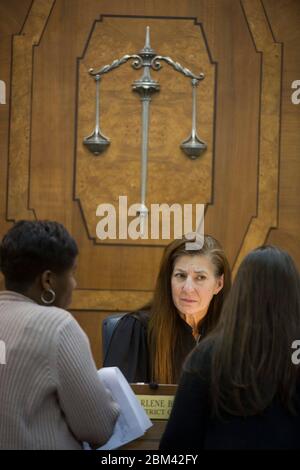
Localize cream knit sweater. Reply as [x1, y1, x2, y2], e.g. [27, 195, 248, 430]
[0, 290, 118, 449]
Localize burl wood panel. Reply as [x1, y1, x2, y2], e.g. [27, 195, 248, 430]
[76, 17, 215, 246]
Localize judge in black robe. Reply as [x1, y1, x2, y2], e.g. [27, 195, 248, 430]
[103, 234, 230, 384]
[103, 309, 201, 383]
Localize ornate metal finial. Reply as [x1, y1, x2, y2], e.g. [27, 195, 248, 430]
[145, 26, 151, 48]
[138, 26, 156, 60]
[132, 27, 160, 99]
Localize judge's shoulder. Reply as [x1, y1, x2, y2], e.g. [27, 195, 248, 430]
[118, 306, 151, 329]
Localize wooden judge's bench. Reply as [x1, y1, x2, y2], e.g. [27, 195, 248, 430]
[121, 384, 177, 450]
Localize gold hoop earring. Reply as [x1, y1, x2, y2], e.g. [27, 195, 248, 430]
[41, 288, 56, 305]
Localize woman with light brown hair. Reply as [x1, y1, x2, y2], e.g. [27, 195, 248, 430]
[104, 234, 231, 384]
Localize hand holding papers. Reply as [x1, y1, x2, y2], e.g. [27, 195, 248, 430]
[96, 367, 152, 450]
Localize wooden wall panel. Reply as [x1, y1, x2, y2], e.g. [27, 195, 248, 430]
[0, 0, 33, 290]
[263, 0, 300, 263]
[71, 310, 109, 369]
[7, 0, 55, 221]
[72, 289, 152, 312]
[1, 0, 299, 366]
[24, 0, 262, 296]
[232, 0, 282, 276]
[196, 0, 261, 266]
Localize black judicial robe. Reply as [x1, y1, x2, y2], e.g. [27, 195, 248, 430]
[103, 310, 198, 383]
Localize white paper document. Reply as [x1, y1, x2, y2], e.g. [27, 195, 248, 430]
[96, 367, 152, 450]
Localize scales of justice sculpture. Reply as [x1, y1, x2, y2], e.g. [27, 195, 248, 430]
[83, 27, 206, 234]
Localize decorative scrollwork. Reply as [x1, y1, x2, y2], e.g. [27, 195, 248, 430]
[89, 54, 142, 77]
[151, 55, 204, 81]
[131, 56, 143, 70]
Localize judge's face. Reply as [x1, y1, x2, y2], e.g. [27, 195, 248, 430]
[171, 254, 223, 323]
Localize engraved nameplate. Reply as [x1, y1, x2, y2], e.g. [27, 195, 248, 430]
[136, 395, 174, 420]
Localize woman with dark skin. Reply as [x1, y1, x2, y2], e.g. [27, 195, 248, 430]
[0, 220, 118, 450]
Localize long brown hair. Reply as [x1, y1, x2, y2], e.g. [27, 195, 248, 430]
[148, 235, 231, 384]
[197, 245, 300, 417]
